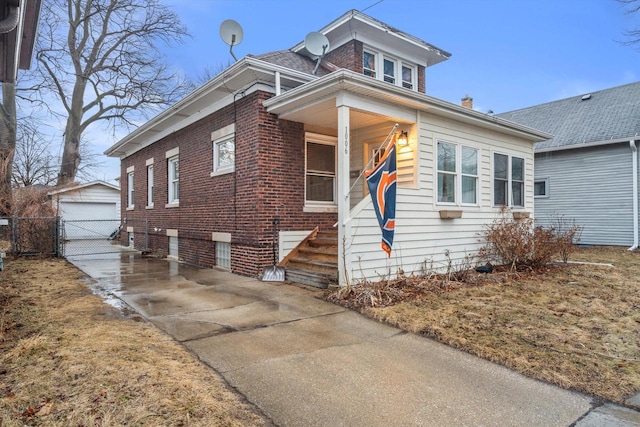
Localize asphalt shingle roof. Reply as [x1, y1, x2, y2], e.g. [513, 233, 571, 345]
[497, 81, 640, 151]
[250, 50, 332, 76]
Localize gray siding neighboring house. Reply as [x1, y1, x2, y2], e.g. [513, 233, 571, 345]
[498, 81, 640, 247]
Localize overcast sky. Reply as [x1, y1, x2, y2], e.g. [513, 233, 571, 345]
[94, 0, 639, 182]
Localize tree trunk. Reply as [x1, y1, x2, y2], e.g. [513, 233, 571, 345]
[56, 77, 85, 187]
[0, 82, 16, 215]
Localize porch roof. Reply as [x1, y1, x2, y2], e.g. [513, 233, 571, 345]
[263, 70, 553, 142]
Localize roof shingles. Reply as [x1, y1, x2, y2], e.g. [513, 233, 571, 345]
[497, 81, 640, 151]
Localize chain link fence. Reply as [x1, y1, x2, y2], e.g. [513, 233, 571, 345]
[0, 217, 148, 258]
[0, 217, 61, 256]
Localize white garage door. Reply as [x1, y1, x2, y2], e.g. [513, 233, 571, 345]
[61, 202, 119, 240]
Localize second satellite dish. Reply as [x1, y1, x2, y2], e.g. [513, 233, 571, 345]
[219, 19, 243, 61]
[304, 32, 330, 57]
[304, 32, 330, 75]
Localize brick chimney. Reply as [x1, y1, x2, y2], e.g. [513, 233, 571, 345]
[461, 95, 473, 109]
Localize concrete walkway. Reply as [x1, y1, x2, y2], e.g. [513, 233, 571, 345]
[69, 253, 640, 427]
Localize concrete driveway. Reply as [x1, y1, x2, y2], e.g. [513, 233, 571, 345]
[69, 253, 640, 427]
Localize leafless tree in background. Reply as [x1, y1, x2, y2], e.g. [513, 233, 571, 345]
[12, 120, 57, 187]
[619, 0, 640, 47]
[30, 0, 191, 186]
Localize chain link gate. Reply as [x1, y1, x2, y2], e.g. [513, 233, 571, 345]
[61, 218, 148, 257]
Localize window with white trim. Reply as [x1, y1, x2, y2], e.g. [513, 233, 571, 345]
[437, 141, 478, 205]
[147, 165, 154, 207]
[534, 179, 548, 198]
[363, 50, 376, 78]
[494, 153, 525, 207]
[363, 47, 417, 91]
[305, 133, 336, 205]
[127, 172, 134, 208]
[168, 156, 179, 204]
[213, 134, 235, 174]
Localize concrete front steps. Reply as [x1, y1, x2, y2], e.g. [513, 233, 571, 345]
[282, 230, 338, 289]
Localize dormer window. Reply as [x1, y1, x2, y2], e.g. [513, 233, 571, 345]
[363, 46, 417, 91]
[363, 50, 376, 78]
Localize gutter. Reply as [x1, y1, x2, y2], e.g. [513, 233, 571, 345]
[629, 139, 638, 251]
[0, 0, 20, 34]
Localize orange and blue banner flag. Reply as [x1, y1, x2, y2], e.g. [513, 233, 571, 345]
[365, 136, 397, 257]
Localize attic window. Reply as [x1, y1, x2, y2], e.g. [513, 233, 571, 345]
[581, 94, 591, 101]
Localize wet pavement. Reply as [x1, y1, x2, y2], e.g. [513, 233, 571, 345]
[68, 252, 640, 427]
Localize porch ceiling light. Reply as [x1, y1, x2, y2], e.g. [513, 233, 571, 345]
[398, 131, 409, 146]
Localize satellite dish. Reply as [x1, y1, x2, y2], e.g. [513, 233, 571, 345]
[219, 19, 243, 61]
[304, 32, 330, 75]
[304, 32, 330, 56]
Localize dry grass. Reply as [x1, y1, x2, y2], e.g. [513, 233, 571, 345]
[329, 246, 640, 403]
[0, 258, 271, 426]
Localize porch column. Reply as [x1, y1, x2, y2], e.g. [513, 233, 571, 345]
[337, 104, 351, 286]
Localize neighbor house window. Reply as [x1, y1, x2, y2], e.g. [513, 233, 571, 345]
[494, 153, 525, 207]
[168, 156, 179, 204]
[534, 179, 548, 198]
[147, 164, 154, 207]
[215, 241, 231, 269]
[437, 141, 478, 205]
[362, 47, 418, 91]
[305, 133, 336, 205]
[213, 134, 235, 174]
[127, 171, 134, 208]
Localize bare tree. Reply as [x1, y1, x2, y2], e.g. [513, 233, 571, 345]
[619, 0, 640, 47]
[12, 121, 57, 187]
[12, 119, 106, 187]
[31, 0, 190, 186]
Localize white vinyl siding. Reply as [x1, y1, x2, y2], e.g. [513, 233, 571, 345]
[347, 111, 535, 281]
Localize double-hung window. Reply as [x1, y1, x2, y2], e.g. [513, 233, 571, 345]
[168, 156, 179, 204]
[363, 47, 417, 91]
[305, 133, 336, 206]
[363, 50, 376, 78]
[494, 153, 525, 207]
[147, 164, 154, 207]
[437, 141, 478, 205]
[127, 171, 134, 208]
[213, 134, 235, 174]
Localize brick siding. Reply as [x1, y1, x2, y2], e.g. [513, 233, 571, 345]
[120, 91, 337, 277]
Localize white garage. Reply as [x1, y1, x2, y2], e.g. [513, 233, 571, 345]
[48, 181, 121, 240]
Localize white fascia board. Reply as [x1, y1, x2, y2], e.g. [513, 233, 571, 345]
[535, 137, 637, 153]
[105, 57, 316, 158]
[290, 10, 450, 60]
[47, 180, 120, 197]
[264, 70, 551, 142]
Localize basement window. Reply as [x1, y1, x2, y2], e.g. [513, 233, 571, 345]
[215, 241, 231, 270]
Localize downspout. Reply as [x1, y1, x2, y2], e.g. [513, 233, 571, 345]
[629, 139, 638, 251]
[0, 1, 20, 34]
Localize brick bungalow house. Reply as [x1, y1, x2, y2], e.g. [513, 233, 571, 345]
[105, 10, 549, 287]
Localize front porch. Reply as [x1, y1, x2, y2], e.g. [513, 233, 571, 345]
[265, 71, 418, 286]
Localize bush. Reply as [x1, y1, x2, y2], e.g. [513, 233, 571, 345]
[479, 208, 582, 270]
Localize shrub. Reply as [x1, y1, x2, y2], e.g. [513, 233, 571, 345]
[479, 208, 582, 270]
